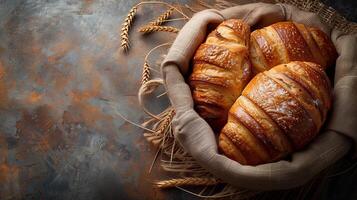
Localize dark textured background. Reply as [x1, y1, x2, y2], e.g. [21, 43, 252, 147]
[322, 0, 357, 22]
[0, 0, 356, 200]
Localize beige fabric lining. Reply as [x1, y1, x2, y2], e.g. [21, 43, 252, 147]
[157, 2, 356, 190]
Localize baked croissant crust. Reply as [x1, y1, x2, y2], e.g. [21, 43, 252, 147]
[189, 19, 251, 132]
[219, 61, 332, 165]
[250, 21, 337, 73]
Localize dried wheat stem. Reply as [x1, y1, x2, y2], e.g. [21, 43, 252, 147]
[177, 185, 257, 199]
[144, 132, 163, 146]
[149, 144, 162, 173]
[161, 17, 188, 23]
[155, 177, 220, 188]
[156, 91, 167, 98]
[138, 1, 190, 19]
[185, 4, 200, 13]
[156, 109, 175, 135]
[142, 61, 151, 85]
[139, 25, 180, 34]
[141, 42, 171, 86]
[105, 101, 155, 133]
[149, 8, 174, 26]
[120, 1, 188, 52]
[214, 0, 237, 10]
[121, 5, 137, 51]
[139, 79, 164, 120]
[198, 0, 212, 9]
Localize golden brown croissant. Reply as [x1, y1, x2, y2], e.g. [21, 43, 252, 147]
[250, 21, 337, 73]
[219, 61, 332, 165]
[189, 19, 251, 132]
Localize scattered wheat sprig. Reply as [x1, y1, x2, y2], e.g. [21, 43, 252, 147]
[142, 61, 151, 85]
[139, 25, 180, 34]
[120, 1, 189, 52]
[149, 8, 175, 26]
[141, 43, 171, 86]
[159, 17, 188, 23]
[155, 177, 221, 188]
[156, 109, 175, 135]
[121, 5, 137, 51]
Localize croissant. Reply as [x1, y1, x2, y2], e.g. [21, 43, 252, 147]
[219, 61, 332, 165]
[189, 19, 251, 132]
[250, 21, 337, 73]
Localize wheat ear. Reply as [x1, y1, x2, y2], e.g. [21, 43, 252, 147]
[141, 43, 171, 85]
[149, 7, 174, 26]
[121, 6, 137, 51]
[139, 25, 180, 34]
[120, 2, 189, 52]
[156, 109, 175, 135]
[143, 108, 174, 146]
[155, 177, 221, 188]
[142, 61, 150, 85]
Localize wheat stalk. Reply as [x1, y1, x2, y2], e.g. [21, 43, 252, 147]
[156, 109, 175, 135]
[142, 108, 175, 146]
[140, 1, 190, 19]
[142, 61, 151, 85]
[149, 7, 174, 26]
[141, 42, 171, 87]
[143, 132, 163, 146]
[139, 25, 180, 34]
[214, 0, 237, 9]
[121, 6, 137, 51]
[155, 177, 221, 188]
[120, 1, 189, 52]
[198, 0, 213, 8]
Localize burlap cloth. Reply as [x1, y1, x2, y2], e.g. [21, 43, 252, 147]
[161, 3, 357, 190]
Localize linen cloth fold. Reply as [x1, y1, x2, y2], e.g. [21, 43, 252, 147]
[160, 3, 357, 190]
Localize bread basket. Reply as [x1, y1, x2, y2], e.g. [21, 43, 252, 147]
[138, 1, 357, 194]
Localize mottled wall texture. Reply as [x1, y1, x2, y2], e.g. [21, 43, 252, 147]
[0, 0, 186, 199]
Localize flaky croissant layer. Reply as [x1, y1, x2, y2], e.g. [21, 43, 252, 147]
[219, 61, 332, 165]
[189, 19, 252, 132]
[250, 21, 337, 74]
